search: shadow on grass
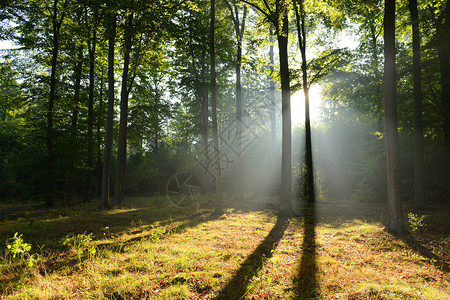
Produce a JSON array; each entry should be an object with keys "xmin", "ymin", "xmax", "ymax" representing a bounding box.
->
[
  {"xmin": 104, "ymin": 211, "xmax": 220, "ymax": 247},
  {"xmin": 215, "ymin": 216, "xmax": 290, "ymax": 300},
  {"xmin": 294, "ymin": 202, "xmax": 319, "ymax": 299},
  {"xmin": 399, "ymin": 232, "xmax": 449, "ymax": 273},
  {"xmin": 0, "ymin": 199, "xmax": 207, "ymax": 251}
]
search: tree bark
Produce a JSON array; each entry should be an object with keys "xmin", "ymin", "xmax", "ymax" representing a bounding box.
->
[
  {"xmin": 438, "ymin": 1, "xmax": 450, "ymax": 156},
  {"xmin": 211, "ymin": 0, "xmax": 223, "ymax": 214},
  {"xmin": 408, "ymin": 0, "xmax": 425, "ymax": 208},
  {"xmin": 85, "ymin": 23, "xmax": 97, "ymax": 203},
  {"xmin": 277, "ymin": 0, "xmax": 292, "ymax": 216},
  {"xmin": 100, "ymin": 14, "xmax": 116, "ymax": 209},
  {"xmin": 384, "ymin": 0, "xmax": 403, "ymax": 234},
  {"xmin": 113, "ymin": 11, "xmax": 134, "ymax": 207},
  {"xmin": 96, "ymin": 72, "xmax": 104, "ymax": 198},
  {"xmin": 225, "ymin": 0, "xmax": 247, "ymax": 202},
  {"xmin": 46, "ymin": 0, "xmax": 66, "ymax": 205},
  {"xmin": 64, "ymin": 46, "xmax": 83, "ymax": 203},
  {"xmin": 269, "ymin": 32, "xmax": 276, "ymax": 146}
]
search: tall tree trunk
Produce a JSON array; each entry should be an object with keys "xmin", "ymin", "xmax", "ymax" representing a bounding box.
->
[
  {"xmin": 96, "ymin": 73, "xmax": 104, "ymax": 198},
  {"xmin": 439, "ymin": 1, "xmax": 450, "ymax": 156},
  {"xmin": 431, "ymin": 0, "xmax": 450, "ymax": 198},
  {"xmin": 85, "ymin": 24, "xmax": 97, "ymax": 203},
  {"xmin": 295, "ymin": 0, "xmax": 314, "ymax": 202},
  {"xmin": 277, "ymin": 1, "xmax": 292, "ymax": 216},
  {"xmin": 113, "ymin": 11, "xmax": 134, "ymax": 207},
  {"xmin": 200, "ymin": 52, "xmax": 210, "ymax": 184},
  {"xmin": 100, "ymin": 14, "xmax": 116, "ymax": 209},
  {"xmin": 210, "ymin": 0, "xmax": 223, "ymax": 214},
  {"xmin": 64, "ymin": 47, "xmax": 83, "ymax": 202},
  {"xmin": 225, "ymin": 0, "xmax": 247, "ymax": 202},
  {"xmin": 46, "ymin": 0, "xmax": 65, "ymax": 205},
  {"xmin": 269, "ymin": 32, "xmax": 276, "ymax": 146},
  {"xmin": 384, "ymin": 0, "xmax": 403, "ymax": 233},
  {"xmin": 408, "ymin": 0, "xmax": 425, "ymax": 208}
]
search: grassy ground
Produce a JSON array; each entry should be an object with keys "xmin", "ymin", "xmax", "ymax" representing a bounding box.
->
[{"xmin": 0, "ymin": 196, "xmax": 448, "ymax": 299}]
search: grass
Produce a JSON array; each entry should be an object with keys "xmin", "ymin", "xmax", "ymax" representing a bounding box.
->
[{"xmin": 0, "ymin": 196, "xmax": 449, "ymax": 299}]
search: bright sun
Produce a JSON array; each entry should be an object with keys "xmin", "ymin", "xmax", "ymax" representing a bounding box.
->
[{"xmin": 291, "ymin": 84, "xmax": 322, "ymax": 128}]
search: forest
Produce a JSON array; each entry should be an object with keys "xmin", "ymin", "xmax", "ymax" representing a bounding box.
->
[{"xmin": 0, "ymin": 0, "xmax": 449, "ymax": 299}]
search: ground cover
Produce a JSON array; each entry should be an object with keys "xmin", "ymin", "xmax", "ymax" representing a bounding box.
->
[{"xmin": 0, "ymin": 197, "xmax": 448, "ymax": 299}]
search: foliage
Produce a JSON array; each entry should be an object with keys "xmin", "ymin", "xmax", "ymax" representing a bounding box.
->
[
  {"xmin": 60, "ymin": 232, "xmax": 96, "ymax": 262},
  {"xmin": 4, "ymin": 232, "xmax": 39, "ymax": 268},
  {"xmin": 5, "ymin": 232, "xmax": 31, "ymax": 259},
  {"xmin": 407, "ymin": 212, "xmax": 429, "ymax": 233}
]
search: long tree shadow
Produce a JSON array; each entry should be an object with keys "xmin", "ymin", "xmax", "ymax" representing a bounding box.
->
[
  {"xmin": 294, "ymin": 202, "xmax": 319, "ymax": 299},
  {"xmin": 215, "ymin": 216, "xmax": 290, "ymax": 300},
  {"xmin": 104, "ymin": 211, "xmax": 220, "ymax": 247},
  {"xmin": 399, "ymin": 232, "xmax": 449, "ymax": 273}
]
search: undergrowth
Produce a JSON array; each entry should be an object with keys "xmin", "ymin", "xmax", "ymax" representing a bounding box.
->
[{"xmin": 0, "ymin": 197, "xmax": 448, "ymax": 299}]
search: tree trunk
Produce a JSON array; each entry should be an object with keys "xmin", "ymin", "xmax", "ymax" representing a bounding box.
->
[
  {"xmin": 113, "ymin": 11, "xmax": 134, "ymax": 207},
  {"xmin": 408, "ymin": 0, "xmax": 425, "ymax": 208},
  {"xmin": 439, "ymin": 2, "xmax": 450, "ymax": 156},
  {"xmin": 210, "ymin": 0, "xmax": 223, "ymax": 214},
  {"xmin": 64, "ymin": 47, "xmax": 83, "ymax": 203},
  {"xmin": 100, "ymin": 14, "xmax": 116, "ymax": 209},
  {"xmin": 295, "ymin": 0, "xmax": 314, "ymax": 202},
  {"xmin": 225, "ymin": 1, "xmax": 247, "ymax": 202},
  {"xmin": 384, "ymin": 0, "xmax": 403, "ymax": 234},
  {"xmin": 431, "ymin": 0, "xmax": 450, "ymax": 198},
  {"xmin": 46, "ymin": 0, "xmax": 65, "ymax": 206},
  {"xmin": 96, "ymin": 72, "xmax": 104, "ymax": 198},
  {"xmin": 200, "ymin": 54, "xmax": 210, "ymax": 184},
  {"xmin": 277, "ymin": 1, "xmax": 292, "ymax": 216},
  {"xmin": 269, "ymin": 33, "xmax": 276, "ymax": 147},
  {"xmin": 85, "ymin": 24, "xmax": 97, "ymax": 203}
]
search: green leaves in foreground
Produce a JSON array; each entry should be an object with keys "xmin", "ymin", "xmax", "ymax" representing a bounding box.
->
[
  {"xmin": 60, "ymin": 232, "xmax": 96, "ymax": 262},
  {"xmin": 5, "ymin": 232, "xmax": 39, "ymax": 267}
]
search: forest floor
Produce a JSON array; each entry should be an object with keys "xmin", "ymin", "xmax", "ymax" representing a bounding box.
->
[{"xmin": 0, "ymin": 196, "xmax": 449, "ymax": 299}]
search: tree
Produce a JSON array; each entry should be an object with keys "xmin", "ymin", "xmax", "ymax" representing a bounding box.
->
[
  {"xmin": 100, "ymin": 13, "xmax": 116, "ymax": 209},
  {"xmin": 85, "ymin": 5, "xmax": 100, "ymax": 203},
  {"xmin": 242, "ymin": 0, "xmax": 293, "ymax": 216},
  {"xmin": 384, "ymin": 0, "xmax": 403, "ymax": 233},
  {"xmin": 294, "ymin": 0, "xmax": 314, "ymax": 202},
  {"xmin": 113, "ymin": 7, "xmax": 134, "ymax": 207},
  {"xmin": 46, "ymin": 0, "xmax": 68, "ymax": 205},
  {"xmin": 408, "ymin": 0, "xmax": 424, "ymax": 208},
  {"xmin": 225, "ymin": 0, "xmax": 247, "ymax": 201},
  {"xmin": 211, "ymin": 0, "xmax": 223, "ymax": 214}
]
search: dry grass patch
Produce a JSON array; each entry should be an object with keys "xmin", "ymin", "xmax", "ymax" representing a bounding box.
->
[{"xmin": 0, "ymin": 197, "xmax": 449, "ymax": 299}]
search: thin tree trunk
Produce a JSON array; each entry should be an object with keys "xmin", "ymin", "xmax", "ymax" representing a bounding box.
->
[
  {"xmin": 113, "ymin": 11, "xmax": 134, "ymax": 207},
  {"xmin": 85, "ymin": 24, "xmax": 97, "ymax": 203},
  {"xmin": 384, "ymin": 0, "xmax": 403, "ymax": 234},
  {"xmin": 211, "ymin": 0, "xmax": 223, "ymax": 214},
  {"xmin": 46, "ymin": 0, "xmax": 65, "ymax": 206},
  {"xmin": 295, "ymin": 0, "xmax": 314, "ymax": 202},
  {"xmin": 96, "ymin": 73, "xmax": 104, "ymax": 198},
  {"xmin": 64, "ymin": 47, "xmax": 83, "ymax": 202},
  {"xmin": 431, "ymin": 0, "xmax": 450, "ymax": 198},
  {"xmin": 225, "ymin": 0, "xmax": 247, "ymax": 202},
  {"xmin": 408, "ymin": 0, "xmax": 425, "ymax": 208},
  {"xmin": 100, "ymin": 14, "xmax": 116, "ymax": 209},
  {"xmin": 269, "ymin": 32, "xmax": 276, "ymax": 146},
  {"xmin": 277, "ymin": 1, "xmax": 292, "ymax": 216},
  {"xmin": 439, "ymin": 1, "xmax": 450, "ymax": 155}
]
